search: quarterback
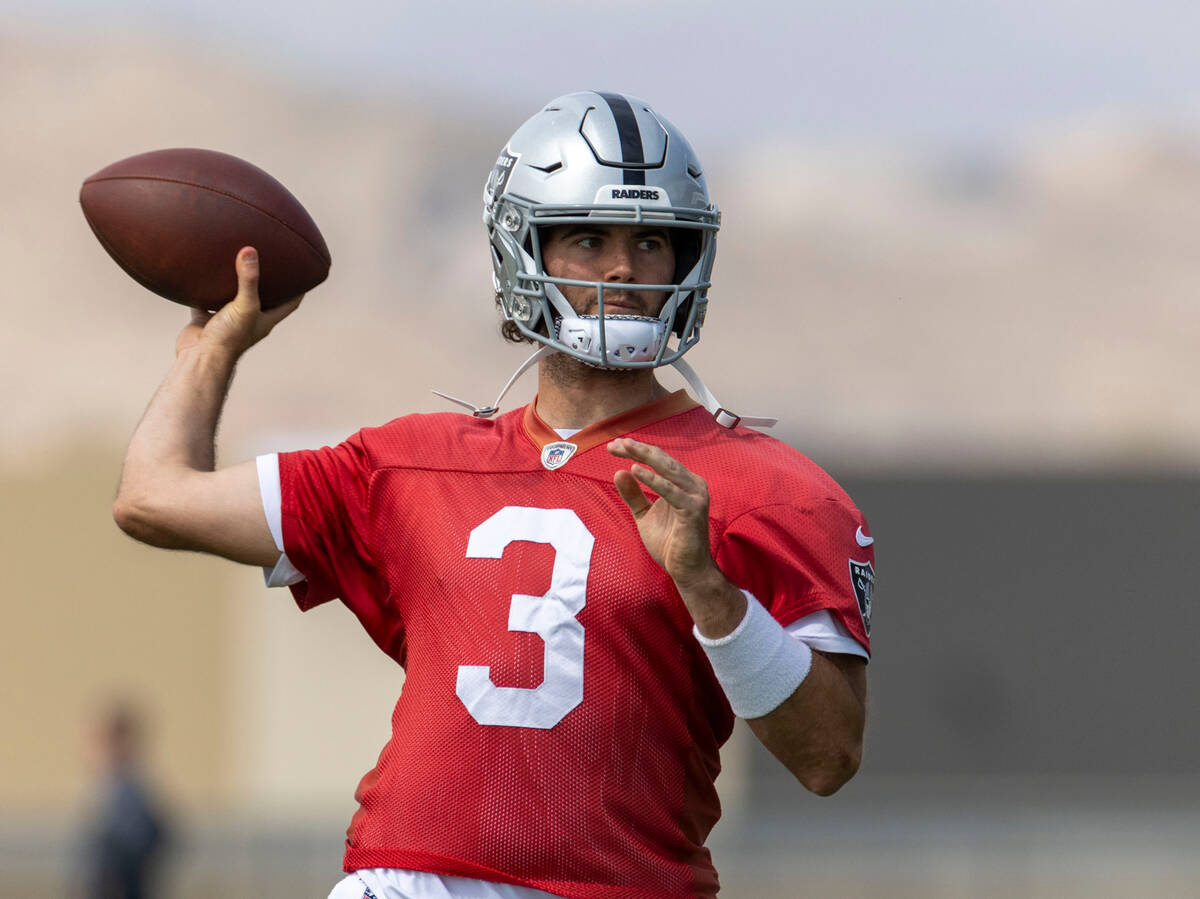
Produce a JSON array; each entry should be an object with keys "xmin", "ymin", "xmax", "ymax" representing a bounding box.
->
[{"xmin": 114, "ymin": 92, "xmax": 873, "ymax": 898}]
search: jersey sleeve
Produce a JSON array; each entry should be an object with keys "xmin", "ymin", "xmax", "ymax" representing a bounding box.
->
[
  {"xmin": 713, "ymin": 498, "xmax": 873, "ymax": 656},
  {"xmin": 276, "ymin": 432, "xmax": 389, "ymax": 629}
]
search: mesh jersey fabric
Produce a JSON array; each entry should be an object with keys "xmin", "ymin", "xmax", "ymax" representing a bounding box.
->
[{"xmin": 277, "ymin": 390, "xmax": 873, "ymax": 899}]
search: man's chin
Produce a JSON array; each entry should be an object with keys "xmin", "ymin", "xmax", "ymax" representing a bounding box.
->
[{"xmin": 543, "ymin": 350, "xmax": 644, "ymax": 381}]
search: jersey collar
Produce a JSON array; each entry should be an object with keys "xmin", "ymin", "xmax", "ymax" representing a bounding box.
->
[{"xmin": 523, "ymin": 390, "xmax": 700, "ymax": 456}]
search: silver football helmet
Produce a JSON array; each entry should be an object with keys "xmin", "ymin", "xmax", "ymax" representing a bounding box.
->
[{"xmin": 483, "ymin": 91, "xmax": 719, "ymax": 369}]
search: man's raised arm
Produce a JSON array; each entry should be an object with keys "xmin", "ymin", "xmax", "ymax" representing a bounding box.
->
[{"xmin": 112, "ymin": 247, "xmax": 303, "ymax": 567}]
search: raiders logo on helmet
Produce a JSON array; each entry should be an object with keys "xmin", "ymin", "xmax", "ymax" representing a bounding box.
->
[{"xmin": 484, "ymin": 149, "xmax": 518, "ymax": 204}]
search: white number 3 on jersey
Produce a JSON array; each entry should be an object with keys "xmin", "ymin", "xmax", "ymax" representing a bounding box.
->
[{"xmin": 455, "ymin": 506, "xmax": 595, "ymax": 729}]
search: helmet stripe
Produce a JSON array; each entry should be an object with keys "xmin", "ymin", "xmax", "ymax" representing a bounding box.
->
[{"xmin": 596, "ymin": 91, "xmax": 646, "ymax": 186}]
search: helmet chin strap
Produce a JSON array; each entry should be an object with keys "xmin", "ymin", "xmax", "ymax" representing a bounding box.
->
[
  {"xmin": 667, "ymin": 357, "xmax": 778, "ymax": 429},
  {"xmin": 432, "ymin": 348, "xmax": 777, "ymax": 429},
  {"xmin": 543, "ymin": 281, "xmax": 576, "ymax": 326},
  {"xmin": 432, "ymin": 346, "xmax": 555, "ymax": 418}
]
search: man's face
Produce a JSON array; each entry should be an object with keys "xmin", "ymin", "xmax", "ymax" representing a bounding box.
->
[{"xmin": 541, "ymin": 224, "xmax": 676, "ymax": 317}]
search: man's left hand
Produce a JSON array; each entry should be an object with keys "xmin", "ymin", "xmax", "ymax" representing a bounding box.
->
[
  {"xmin": 607, "ymin": 437, "xmax": 713, "ymax": 584},
  {"xmin": 608, "ymin": 438, "xmax": 747, "ymax": 635}
]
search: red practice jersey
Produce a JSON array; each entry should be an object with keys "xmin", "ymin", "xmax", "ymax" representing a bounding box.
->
[{"xmin": 277, "ymin": 391, "xmax": 872, "ymax": 899}]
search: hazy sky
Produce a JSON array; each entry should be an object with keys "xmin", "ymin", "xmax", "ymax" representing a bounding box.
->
[{"xmin": 9, "ymin": 0, "xmax": 1200, "ymax": 148}]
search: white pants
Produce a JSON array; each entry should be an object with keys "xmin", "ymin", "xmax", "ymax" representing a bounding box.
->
[{"xmin": 328, "ymin": 868, "xmax": 561, "ymax": 899}]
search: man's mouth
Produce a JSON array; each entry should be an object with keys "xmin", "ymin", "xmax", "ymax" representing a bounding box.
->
[{"xmin": 594, "ymin": 294, "xmax": 642, "ymax": 315}]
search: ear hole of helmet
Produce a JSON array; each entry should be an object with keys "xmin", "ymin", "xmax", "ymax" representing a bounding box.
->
[
  {"xmin": 671, "ymin": 229, "xmax": 702, "ymax": 286},
  {"xmin": 670, "ymin": 229, "xmax": 703, "ymax": 337},
  {"xmin": 490, "ymin": 228, "xmax": 549, "ymax": 344}
]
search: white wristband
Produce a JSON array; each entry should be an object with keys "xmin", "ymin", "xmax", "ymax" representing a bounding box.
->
[{"xmin": 694, "ymin": 590, "xmax": 812, "ymax": 719}]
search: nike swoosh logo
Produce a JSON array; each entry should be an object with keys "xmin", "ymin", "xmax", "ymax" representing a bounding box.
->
[{"xmin": 855, "ymin": 526, "xmax": 874, "ymax": 547}]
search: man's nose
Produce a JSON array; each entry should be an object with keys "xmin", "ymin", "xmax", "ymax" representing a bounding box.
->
[{"xmin": 603, "ymin": 240, "xmax": 637, "ymax": 282}]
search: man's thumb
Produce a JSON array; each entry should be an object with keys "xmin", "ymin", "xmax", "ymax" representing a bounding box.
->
[{"xmin": 234, "ymin": 247, "xmax": 261, "ymax": 308}]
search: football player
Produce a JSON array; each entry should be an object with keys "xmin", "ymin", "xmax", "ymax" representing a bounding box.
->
[{"xmin": 114, "ymin": 91, "xmax": 873, "ymax": 899}]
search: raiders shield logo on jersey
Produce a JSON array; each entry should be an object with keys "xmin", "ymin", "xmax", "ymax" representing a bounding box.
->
[{"xmin": 848, "ymin": 559, "xmax": 874, "ymax": 636}]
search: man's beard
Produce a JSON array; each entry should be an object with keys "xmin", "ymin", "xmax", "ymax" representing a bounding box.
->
[{"xmin": 541, "ymin": 350, "xmax": 647, "ymax": 389}]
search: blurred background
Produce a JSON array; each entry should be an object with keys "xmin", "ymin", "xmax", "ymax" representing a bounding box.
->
[{"xmin": 2, "ymin": 1, "xmax": 1199, "ymax": 896}]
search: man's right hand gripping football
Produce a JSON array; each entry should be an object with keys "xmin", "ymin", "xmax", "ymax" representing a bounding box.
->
[{"xmin": 113, "ymin": 248, "xmax": 302, "ymax": 568}]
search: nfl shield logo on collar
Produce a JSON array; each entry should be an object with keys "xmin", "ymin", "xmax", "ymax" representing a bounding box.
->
[{"xmin": 541, "ymin": 441, "xmax": 578, "ymax": 470}]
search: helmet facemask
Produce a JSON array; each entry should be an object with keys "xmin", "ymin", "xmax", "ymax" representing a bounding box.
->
[{"xmin": 488, "ymin": 195, "xmax": 717, "ymax": 369}]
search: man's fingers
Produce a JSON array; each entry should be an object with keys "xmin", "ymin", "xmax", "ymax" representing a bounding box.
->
[
  {"xmin": 233, "ymin": 247, "xmax": 262, "ymax": 311},
  {"xmin": 608, "ymin": 438, "xmax": 696, "ymax": 489},
  {"xmin": 629, "ymin": 464, "xmax": 693, "ymax": 508},
  {"xmin": 609, "ymin": 434, "xmax": 700, "ymax": 496},
  {"xmin": 613, "ymin": 470, "xmax": 653, "ymax": 518},
  {"xmin": 263, "ymin": 294, "xmax": 304, "ymax": 326},
  {"xmin": 616, "ymin": 462, "xmax": 693, "ymax": 510},
  {"xmin": 609, "ymin": 437, "xmax": 663, "ymax": 464}
]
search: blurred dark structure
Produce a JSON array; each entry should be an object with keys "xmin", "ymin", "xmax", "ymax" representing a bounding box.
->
[
  {"xmin": 732, "ymin": 473, "xmax": 1200, "ymax": 790},
  {"xmin": 848, "ymin": 473, "xmax": 1200, "ymax": 780},
  {"xmin": 712, "ymin": 474, "xmax": 1200, "ymax": 896},
  {"xmin": 79, "ymin": 703, "xmax": 171, "ymax": 899}
]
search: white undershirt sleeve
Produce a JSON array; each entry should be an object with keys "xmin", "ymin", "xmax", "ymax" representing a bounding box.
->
[
  {"xmin": 255, "ymin": 453, "xmax": 306, "ymax": 588},
  {"xmin": 785, "ymin": 609, "xmax": 869, "ymax": 660}
]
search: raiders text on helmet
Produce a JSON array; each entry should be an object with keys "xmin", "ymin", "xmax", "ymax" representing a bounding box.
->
[{"xmin": 483, "ymin": 91, "xmax": 719, "ymax": 369}]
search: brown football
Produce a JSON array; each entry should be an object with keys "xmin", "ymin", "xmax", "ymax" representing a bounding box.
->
[{"xmin": 80, "ymin": 148, "xmax": 331, "ymax": 310}]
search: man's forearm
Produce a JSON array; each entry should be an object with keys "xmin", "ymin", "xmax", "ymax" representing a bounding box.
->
[
  {"xmin": 133, "ymin": 344, "xmax": 237, "ymax": 470},
  {"xmin": 112, "ymin": 248, "xmax": 301, "ymax": 563},
  {"xmin": 681, "ymin": 570, "xmax": 866, "ymax": 795},
  {"xmin": 744, "ymin": 650, "xmax": 865, "ymax": 795},
  {"xmin": 114, "ymin": 344, "xmax": 238, "ymax": 540}
]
